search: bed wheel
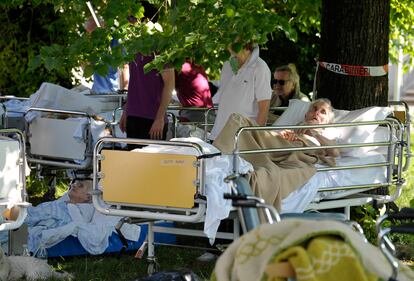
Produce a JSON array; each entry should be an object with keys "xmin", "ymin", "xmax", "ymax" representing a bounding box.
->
[{"xmin": 147, "ymin": 259, "xmax": 159, "ymax": 275}]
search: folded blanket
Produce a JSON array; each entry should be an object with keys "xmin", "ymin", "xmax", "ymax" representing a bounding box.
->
[{"xmin": 213, "ymin": 113, "xmax": 335, "ymax": 210}]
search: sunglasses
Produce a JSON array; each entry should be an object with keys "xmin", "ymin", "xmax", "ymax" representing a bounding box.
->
[{"xmin": 273, "ymin": 79, "xmax": 290, "ymax": 86}]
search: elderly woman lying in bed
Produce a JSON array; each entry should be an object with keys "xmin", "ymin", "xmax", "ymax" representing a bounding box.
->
[
  {"xmin": 212, "ymin": 98, "xmax": 340, "ymax": 211},
  {"xmin": 277, "ymin": 98, "xmax": 340, "ymax": 157}
]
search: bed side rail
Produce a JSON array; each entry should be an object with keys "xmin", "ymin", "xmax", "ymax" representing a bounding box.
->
[
  {"xmin": 0, "ymin": 103, "xmax": 5, "ymax": 129},
  {"xmin": 232, "ymin": 118, "xmax": 405, "ymax": 206},
  {"xmin": 388, "ymin": 100, "xmax": 411, "ymax": 171},
  {"xmin": 167, "ymin": 105, "xmax": 218, "ymax": 141},
  {"xmin": 0, "ymin": 96, "xmax": 30, "ymax": 131},
  {"xmin": 92, "ymin": 137, "xmax": 208, "ymax": 223},
  {"xmin": 25, "ymin": 107, "xmax": 96, "ymax": 170},
  {"xmin": 83, "ymin": 91, "xmax": 127, "ymax": 112}
]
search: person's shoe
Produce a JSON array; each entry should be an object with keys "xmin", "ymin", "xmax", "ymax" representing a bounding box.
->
[{"xmin": 196, "ymin": 252, "xmax": 217, "ymax": 262}]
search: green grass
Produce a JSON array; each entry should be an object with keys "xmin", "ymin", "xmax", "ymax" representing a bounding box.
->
[{"xmin": 47, "ymin": 244, "xmax": 216, "ymax": 280}]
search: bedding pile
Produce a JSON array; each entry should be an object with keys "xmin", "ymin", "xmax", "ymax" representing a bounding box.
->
[{"xmin": 26, "ymin": 193, "xmax": 140, "ymax": 255}]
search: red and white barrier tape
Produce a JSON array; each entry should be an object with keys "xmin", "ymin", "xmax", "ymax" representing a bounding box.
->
[{"xmin": 319, "ymin": 61, "xmax": 388, "ymax": 77}]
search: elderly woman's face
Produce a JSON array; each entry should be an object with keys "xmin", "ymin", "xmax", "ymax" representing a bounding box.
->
[
  {"xmin": 304, "ymin": 102, "xmax": 332, "ymax": 124},
  {"xmin": 273, "ymin": 71, "xmax": 294, "ymax": 99}
]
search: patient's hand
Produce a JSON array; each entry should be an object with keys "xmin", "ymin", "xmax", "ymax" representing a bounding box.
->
[
  {"xmin": 279, "ymin": 130, "xmax": 300, "ymax": 141},
  {"xmin": 294, "ymin": 127, "xmax": 313, "ymax": 135}
]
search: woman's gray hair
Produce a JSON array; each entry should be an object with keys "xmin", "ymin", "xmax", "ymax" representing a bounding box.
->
[
  {"xmin": 275, "ymin": 63, "xmax": 301, "ymax": 98},
  {"xmin": 311, "ymin": 98, "xmax": 334, "ymax": 122}
]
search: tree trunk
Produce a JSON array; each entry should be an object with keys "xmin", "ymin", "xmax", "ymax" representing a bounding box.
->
[{"xmin": 318, "ymin": 0, "xmax": 390, "ymax": 109}]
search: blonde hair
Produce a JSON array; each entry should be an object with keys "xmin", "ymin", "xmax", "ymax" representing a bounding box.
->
[{"xmin": 275, "ymin": 63, "xmax": 301, "ymax": 98}]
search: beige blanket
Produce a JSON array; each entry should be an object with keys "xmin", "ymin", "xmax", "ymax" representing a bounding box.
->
[{"xmin": 213, "ymin": 113, "xmax": 335, "ymax": 211}]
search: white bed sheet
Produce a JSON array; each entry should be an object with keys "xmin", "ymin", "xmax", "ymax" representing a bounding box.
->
[{"xmin": 281, "ymin": 152, "xmax": 387, "ymax": 213}]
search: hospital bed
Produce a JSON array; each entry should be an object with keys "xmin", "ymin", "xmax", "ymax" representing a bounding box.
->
[
  {"xmin": 0, "ymin": 96, "xmax": 30, "ymax": 132},
  {"xmin": 227, "ymin": 100, "xmax": 410, "ymax": 219},
  {"xmin": 167, "ymin": 105, "xmax": 216, "ymax": 140},
  {"xmin": 0, "ymin": 128, "xmax": 31, "ymax": 254},
  {"xmin": 91, "ymin": 137, "xmax": 242, "ymax": 273},
  {"xmin": 23, "ymin": 88, "xmax": 126, "ymax": 170},
  {"xmin": 25, "ymin": 107, "xmax": 101, "ymax": 172}
]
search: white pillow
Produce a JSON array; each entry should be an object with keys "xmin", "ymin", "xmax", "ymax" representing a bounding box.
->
[
  {"xmin": 273, "ymin": 99, "xmax": 310, "ymax": 126},
  {"xmin": 340, "ymin": 126, "xmax": 392, "ymax": 157},
  {"xmin": 336, "ymin": 106, "xmax": 393, "ymax": 156}
]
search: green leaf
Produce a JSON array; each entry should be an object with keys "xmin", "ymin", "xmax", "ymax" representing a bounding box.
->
[
  {"xmin": 83, "ymin": 64, "xmax": 95, "ymax": 78},
  {"xmin": 226, "ymin": 7, "xmax": 235, "ymax": 17},
  {"xmin": 28, "ymin": 56, "xmax": 41, "ymax": 72}
]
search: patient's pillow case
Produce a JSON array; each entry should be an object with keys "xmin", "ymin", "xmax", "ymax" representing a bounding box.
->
[{"xmin": 273, "ymin": 99, "xmax": 393, "ymax": 157}]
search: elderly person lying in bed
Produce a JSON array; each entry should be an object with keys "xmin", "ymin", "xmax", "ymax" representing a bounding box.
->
[
  {"xmin": 278, "ymin": 98, "xmax": 340, "ymax": 157},
  {"xmin": 213, "ymin": 98, "xmax": 340, "ymax": 211}
]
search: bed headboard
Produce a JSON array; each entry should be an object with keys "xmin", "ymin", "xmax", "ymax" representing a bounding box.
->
[{"xmin": 100, "ymin": 149, "xmax": 198, "ymax": 208}]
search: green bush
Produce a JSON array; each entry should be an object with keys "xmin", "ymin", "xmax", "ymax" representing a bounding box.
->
[{"xmin": 0, "ymin": 2, "xmax": 73, "ymax": 97}]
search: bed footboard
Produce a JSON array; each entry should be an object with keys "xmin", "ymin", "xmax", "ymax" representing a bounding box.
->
[{"xmin": 92, "ymin": 137, "xmax": 208, "ymax": 223}]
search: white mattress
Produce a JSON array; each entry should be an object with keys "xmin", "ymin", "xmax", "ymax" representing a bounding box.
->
[{"xmin": 281, "ymin": 152, "xmax": 387, "ymax": 213}]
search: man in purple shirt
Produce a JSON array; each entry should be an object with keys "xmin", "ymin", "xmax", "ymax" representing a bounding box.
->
[
  {"xmin": 119, "ymin": 53, "xmax": 174, "ymax": 140},
  {"xmin": 175, "ymin": 61, "xmax": 213, "ymax": 122}
]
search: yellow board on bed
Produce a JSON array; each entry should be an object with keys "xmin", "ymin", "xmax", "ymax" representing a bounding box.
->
[{"xmin": 101, "ymin": 150, "xmax": 198, "ymax": 208}]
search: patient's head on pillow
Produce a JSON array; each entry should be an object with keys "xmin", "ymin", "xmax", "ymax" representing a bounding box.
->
[
  {"xmin": 304, "ymin": 98, "xmax": 334, "ymax": 125},
  {"xmin": 68, "ymin": 179, "xmax": 92, "ymax": 204}
]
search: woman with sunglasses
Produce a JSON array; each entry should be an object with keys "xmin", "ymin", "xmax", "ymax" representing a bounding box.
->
[{"xmin": 268, "ymin": 64, "xmax": 310, "ymax": 123}]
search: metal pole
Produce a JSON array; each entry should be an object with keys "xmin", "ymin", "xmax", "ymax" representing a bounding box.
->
[{"xmin": 86, "ymin": 1, "xmax": 101, "ymax": 27}]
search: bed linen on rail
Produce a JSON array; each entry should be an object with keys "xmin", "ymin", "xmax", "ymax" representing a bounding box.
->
[
  {"xmin": 281, "ymin": 152, "xmax": 387, "ymax": 213},
  {"xmin": 26, "ymin": 193, "xmax": 140, "ymax": 255},
  {"xmin": 1, "ymin": 82, "xmax": 115, "ymax": 124}
]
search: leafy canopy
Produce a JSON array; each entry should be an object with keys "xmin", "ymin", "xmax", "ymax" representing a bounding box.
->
[
  {"xmin": 23, "ymin": 0, "xmax": 297, "ymax": 79},
  {"xmin": 2, "ymin": 0, "xmax": 414, "ymax": 95}
]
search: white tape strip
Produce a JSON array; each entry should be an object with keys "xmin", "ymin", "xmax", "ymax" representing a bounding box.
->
[{"xmin": 319, "ymin": 61, "xmax": 388, "ymax": 77}]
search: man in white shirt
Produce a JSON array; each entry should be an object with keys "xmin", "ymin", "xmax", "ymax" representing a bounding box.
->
[{"xmin": 209, "ymin": 44, "xmax": 272, "ymax": 140}]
